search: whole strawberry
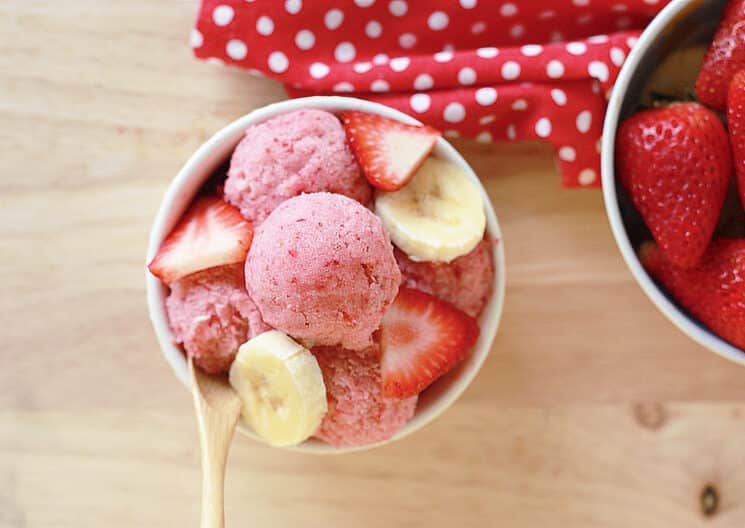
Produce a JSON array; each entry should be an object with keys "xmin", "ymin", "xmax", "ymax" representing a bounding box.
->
[
  {"xmin": 640, "ymin": 239, "xmax": 745, "ymax": 350},
  {"xmin": 616, "ymin": 102, "xmax": 732, "ymax": 268},
  {"xmin": 727, "ymin": 69, "xmax": 745, "ymax": 211},
  {"xmin": 695, "ymin": 0, "xmax": 745, "ymax": 111}
]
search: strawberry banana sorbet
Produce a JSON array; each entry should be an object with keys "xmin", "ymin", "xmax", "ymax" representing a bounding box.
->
[{"xmin": 149, "ymin": 108, "xmax": 496, "ymax": 448}]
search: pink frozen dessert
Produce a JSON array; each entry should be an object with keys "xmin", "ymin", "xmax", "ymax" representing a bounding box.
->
[
  {"xmin": 224, "ymin": 109, "xmax": 372, "ymax": 224},
  {"xmin": 395, "ymin": 239, "xmax": 495, "ymax": 318},
  {"xmin": 165, "ymin": 263, "xmax": 269, "ymax": 374},
  {"xmin": 246, "ymin": 192, "xmax": 400, "ymax": 350},
  {"xmin": 312, "ymin": 345, "xmax": 417, "ymax": 447}
]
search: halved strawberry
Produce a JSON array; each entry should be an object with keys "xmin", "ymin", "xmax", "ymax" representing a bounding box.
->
[
  {"xmin": 380, "ymin": 287, "xmax": 479, "ymax": 399},
  {"xmin": 148, "ymin": 196, "xmax": 253, "ymax": 284},
  {"xmin": 340, "ymin": 111, "xmax": 442, "ymax": 191}
]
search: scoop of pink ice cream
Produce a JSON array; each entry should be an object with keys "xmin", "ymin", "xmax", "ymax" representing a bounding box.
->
[
  {"xmin": 312, "ymin": 345, "xmax": 417, "ymax": 447},
  {"xmin": 224, "ymin": 109, "xmax": 371, "ymax": 224},
  {"xmin": 166, "ymin": 264, "xmax": 270, "ymax": 374},
  {"xmin": 246, "ymin": 192, "xmax": 400, "ymax": 350},
  {"xmin": 395, "ymin": 238, "xmax": 495, "ymax": 318}
]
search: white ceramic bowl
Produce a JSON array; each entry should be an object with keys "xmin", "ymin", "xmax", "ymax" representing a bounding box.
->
[
  {"xmin": 146, "ymin": 96, "xmax": 507, "ymax": 453},
  {"xmin": 602, "ymin": 0, "xmax": 745, "ymax": 366}
]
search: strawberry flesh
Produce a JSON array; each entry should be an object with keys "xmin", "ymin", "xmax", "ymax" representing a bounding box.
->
[
  {"xmin": 380, "ymin": 287, "xmax": 479, "ymax": 399},
  {"xmin": 640, "ymin": 239, "xmax": 745, "ymax": 350},
  {"xmin": 615, "ymin": 102, "xmax": 732, "ymax": 269},
  {"xmin": 727, "ymin": 69, "xmax": 745, "ymax": 211},
  {"xmin": 341, "ymin": 111, "xmax": 442, "ymax": 191},
  {"xmin": 695, "ymin": 0, "xmax": 745, "ymax": 111},
  {"xmin": 148, "ymin": 196, "xmax": 253, "ymax": 284}
]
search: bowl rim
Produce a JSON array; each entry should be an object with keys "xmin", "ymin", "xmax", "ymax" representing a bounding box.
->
[
  {"xmin": 601, "ymin": 0, "xmax": 745, "ymax": 367},
  {"xmin": 145, "ymin": 95, "xmax": 507, "ymax": 453}
]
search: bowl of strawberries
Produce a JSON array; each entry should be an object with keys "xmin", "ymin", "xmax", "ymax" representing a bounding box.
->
[{"xmin": 603, "ymin": 0, "xmax": 745, "ymax": 364}]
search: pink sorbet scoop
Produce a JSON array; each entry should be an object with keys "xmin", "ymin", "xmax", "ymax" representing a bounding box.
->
[{"xmin": 245, "ymin": 192, "xmax": 400, "ymax": 350}]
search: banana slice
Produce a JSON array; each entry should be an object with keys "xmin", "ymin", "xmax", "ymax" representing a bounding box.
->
[
  {"xmin": 375, "ymin": 157, "xmax": 486, "ymax": 263},
  {"xmin": 229, "ymin": 330, "xmax": 327, "ymax": 447}
]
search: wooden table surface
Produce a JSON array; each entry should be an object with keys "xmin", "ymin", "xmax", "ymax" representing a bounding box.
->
[{"xmin": 3, "ymin": 2, "xmax": 745, "ymax": 527}]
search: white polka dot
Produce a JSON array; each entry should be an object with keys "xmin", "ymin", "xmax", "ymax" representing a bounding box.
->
[
  {"xmin": 559, "ymin": 146, "xmax": 576, "ymax": 161},
  {"xmin": 546, "ymin": 60, "xmax": 565, "ymax": 78},
  {"xmin": 476, "ymin": 131, "xmax": 493, "ymax": 143},
  {"xmin": 371, "ymin": 79, "xmax": 390, "ymax": 92},
  {"xmin": 589, "ymin": 34, "xmax": 609, "ymax": 43},
  {"xmin": 256, "ymin": 16, "xmax": 274, "ymax": 35},
  {"xmin": 588, "ymin": 61, "xmax": 609, "ymax": 82},
  {"xmin": 573, "ymin": 0, "xmax": 590, "ymax": 5},
  {"xmin": 309, "ymin": 62, "xmax": 330, "ymax": 78},
  {"xmin": 443, "ymin": 43, "xmax": 455, "ymax": 52},
  {"xmin": 390, "ymin": 56, "xmax": 410, "ymax": 72},
  {"xmin": 458, "ymin": 67, "xmax": 477, "ymax": 85},
  {"xmin": 295, "ymin": 30, "xmax": 315, "ymax": 50},
  {"xmin": 353, "ymin": 62, "xmax": 373, "ymax": 73},
  {"xmin": 212, "ymin": 5, "xmax": 234, "ymax": 26},
  {"xmin": 612, "ymin": 3, "xmax": 627, "ymax": 11},
  {"xmin": 539, "ymin": 10, "xmax": 556, "ymax": 19},
  {"xmin": 285, "ymin": 0, "xmax": 302, "ymax": 14},
  {"xmin": 535, "ymin": 118, "xmax": 552, "ymax": 138},
  {"xmin": 226, "ymin": 39, "xmax": 247, "ymax": 60},
  {"xmin": 507, "ymin": 124, "xmax": 517, "ymax": 140},
  {"xmin": 577, "ymin": 14, "xmax": 593, "ymax": 24},
  {"xmin": 471, "ymin": 22, "xmax": 487, "ymax": 34},
  {"xmin": 643, "ymin": 0, "xmax": 659, "ymax": 4},
  {"xmin": 479, "ymin": 115, "xmax": 496, "ymax": 124},
  {"xmin": 460, "ymin": 0, "xmax": 478, "ymax": 7},
  {"xmin": 476, "ymin": 47, "xmax": 499, "ymax": 58},
  {"xmin": 550, "ymin": 88, "xmax": 567, "ymax": 106},
  {"xmin": 399, "ymin": 33, "xmax": 416, "ymax": 48},
  {"xmin": 511, "ymin": 99, "xmax": 528, "ymax": 111},
  {"xmin": 551, "ymin": 31, "xmax": 564, "ymax": 42},
  {"xmin": 355, "ymin": 0, "xmax": 376, "ymax": 6},
  {"xmin": 190, "ymin": 29, "xmax": 203, "ymax": 48},
  {"xmin": 627, "ymin": 36, "xmax": 639, "ymax": 48},
  {"xmin": 325, "ymin": 9, "xmax": 344, "ymax": 30},
  {"xmin": 373, "ymin": 53, "xmax": 389, "ymax": 65},
  {"xmin": 616, "ymin": 16, "xmax": 632, "ymax": 28},
  {"xmin": 268, "ymin": 51, "xmax": 289, "ymax": 73},
  {"xmin": 501, "ymin": 61, "xmax": 520, "ymax": 80},
  {"xmin": 334, "ymin": 42, "xmax": 356, "ymax": 63},
  {"xmin": 333, "ymin": 82, "xmax": 355, "ymax": 92},
  {"xmin": 566, "ymin": 42, "xmax": 587, "ymax": 55},
  {"xmin": 521, "ymin": 44, "xmax": 543, "ymax": 56},
  {"xmin": 576, "ymin": 110, "xmax": 592, "ymax": 133},
  {"xmin": 444, "ymin": 130, "xmax": 460, "ymax": 138},
  {"xmin": 389, "ymin": 0, "xmax": 408, "ymax": 16},
  {"xmin": 366, "ymin": 21, "xmax": 383, "ymax": 38},
  {"xmin": 475, "ymin": 87, "xmax": 497, "ymax": 105},
  {"xmin": 610, "ymin": 47, "xmax": 626, "ymax": 66},
  {"xmin": 428, "ymin": 11, "xmax": 449, "ymax": 31},
  {"xmin": 414, "ymin": 73, "xmax": 433, "ymax": 90},
  {"xmin": 510, "ymin": 24, "xmax": 525, "ymax": 38},
  {"xmin": 578, "ymin": 168, "xmax": 597, "ymax": 185},
  {"xmin": 434, "ymin": 50, "xmax": 453, "ymax": 63},
  {"xmin": 410, "ymin": 93, "xmax": 430, "ymax": 113},
  {"xmin": 443, "ymin": 102, "xmax": 466, "ymax": 123},
  {"xmin": 500, "ymin": 3, "xmax": 518, "ymax": 16}
]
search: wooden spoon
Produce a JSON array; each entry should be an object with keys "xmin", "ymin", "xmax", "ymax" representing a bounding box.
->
[{"xmin": 189, "ymin": 357, "xmax": 243, "ymax": 528}]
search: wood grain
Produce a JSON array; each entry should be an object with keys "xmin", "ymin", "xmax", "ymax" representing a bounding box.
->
[{"xmin": 2, "ymin": 1, "xmax": 745, "ymax": 527}]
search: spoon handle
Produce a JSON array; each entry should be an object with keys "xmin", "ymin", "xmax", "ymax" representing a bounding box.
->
[{"xmin": 190, "ymin": 360, "xmax": 241, "ymax": 528}]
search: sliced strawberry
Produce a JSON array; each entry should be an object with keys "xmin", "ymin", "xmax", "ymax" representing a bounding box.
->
[
  {"xmin": 380, "ymin": 287, "xmax": 479, "ymax": 399},
  {"xmin": 148, "ymin": 196, "xmax": 253, "ymax": 284},
  {"xmin": 340, "ymin": 111, "xmax": 442, "ymax": 191}
]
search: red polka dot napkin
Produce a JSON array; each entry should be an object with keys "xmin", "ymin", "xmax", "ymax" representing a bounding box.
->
[{"xmin": 192, "ymin": 0, "xmax": 671, "ymax": 187}]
